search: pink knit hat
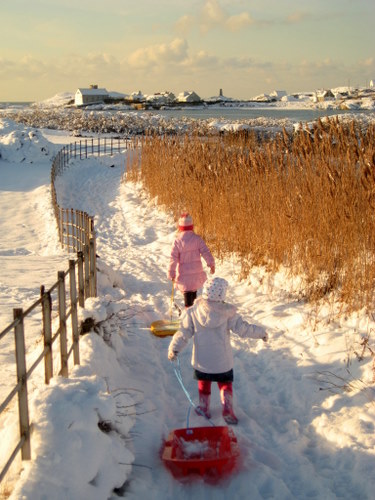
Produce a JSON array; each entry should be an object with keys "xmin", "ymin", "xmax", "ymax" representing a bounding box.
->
[{"xmin": 178, "ymin": 212, "xmax": 193, "ymax": 231}]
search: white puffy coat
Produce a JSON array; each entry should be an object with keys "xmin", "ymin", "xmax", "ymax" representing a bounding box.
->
[{"xmin": 168, "ymin": 297, "xmax": 267, "ymax": 374}]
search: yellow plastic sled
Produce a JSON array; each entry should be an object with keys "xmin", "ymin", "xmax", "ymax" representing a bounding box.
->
[
  {"xmin": 150, "ymin": 282, "xmax": 180, "ymax": 337},
  {"xmin": 150, "ymin": 319, "xmax": 180, "ymax": 337}
]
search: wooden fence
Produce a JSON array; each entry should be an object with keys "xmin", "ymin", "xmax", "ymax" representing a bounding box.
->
[
  {"xmin": 0, "ymin": 254, "xmax": 91, "ymax": 483},
  {"xmin": 0, "ymin": 136, "xmax": 131, "ymax": 485},
  {"xmin": 51, "ymin": 137, "xmax": 131, "ymax": 254}
]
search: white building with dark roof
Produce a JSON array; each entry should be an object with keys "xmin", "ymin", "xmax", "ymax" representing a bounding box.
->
[
  {"xmin": 75, "ymin": 85, "xmax": 108, "ymax": 106},
  {"xmin": 177, "ymin": 90, "xmax": 202, "ymax": 103}
]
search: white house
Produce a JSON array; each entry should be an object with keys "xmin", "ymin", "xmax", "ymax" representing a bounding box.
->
[
  {"xmin": 177, "ymin": 91, "xmax": 202, "ymax": 103},
  {"xmin": 269, "ymin": 90, "xmax": 287, "ymax": 100},
  {"xmin": 75, "ymin": 85, "xmax": 108, "ymax": 106},
  {"xmin": 146, "ymin": 91, "xmax": 176, "ymax": 105},
  {"xmin": 316, "ymin": 89, "xmax": 335, "ymax": 102},
  {"xmin": 370, "ymin": 80, "xmax": 375, "ymax": 88}
]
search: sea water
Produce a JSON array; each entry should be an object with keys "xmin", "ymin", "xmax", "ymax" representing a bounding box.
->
[
  {"xmin": 0, "ymin": 101, "xmax": 373, "ymax": 124},
  {"xmin": 143, "ymin": 105, "xmax": 368, "ymax": 122}
]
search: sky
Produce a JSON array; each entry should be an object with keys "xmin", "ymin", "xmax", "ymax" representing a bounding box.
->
[
  {"xmin": 1, "ymin": 113, "xmax": 375, "ymax": 498},
  {"xmin": 0, "ymin": 1, "xmax": 375, "ymax": 103}
]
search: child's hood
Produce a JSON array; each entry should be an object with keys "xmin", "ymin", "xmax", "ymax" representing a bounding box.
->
[
  {"xmin": 193, "ymin": 297, "xmax": 236, "ymax": 328},
  {"xmin": 176, "ymin": 230, "xmax": 195, "ymax": 247}
]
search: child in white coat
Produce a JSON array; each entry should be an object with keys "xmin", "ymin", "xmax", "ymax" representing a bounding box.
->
[{"xmin": 168, "ymin": 277, "xmax": 268, "ymax": 424}]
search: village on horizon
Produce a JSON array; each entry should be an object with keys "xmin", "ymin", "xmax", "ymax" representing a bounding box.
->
[{"xmin": 70, "ymin": 82, "xmax": 375, "ymax": 110}]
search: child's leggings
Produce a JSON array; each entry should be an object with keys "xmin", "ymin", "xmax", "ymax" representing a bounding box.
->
[
  {"xmin": 198, "ymin": 379, "xmax": 232, "ymax": 395},
  {"xmin": 183, "ymin": 291, "xmax": 197, "ymax": 307}
]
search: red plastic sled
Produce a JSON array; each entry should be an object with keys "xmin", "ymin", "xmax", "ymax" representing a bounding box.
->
[{"xmin": 162, "ymin": 426, "xmax": 240, "ymax": 479}]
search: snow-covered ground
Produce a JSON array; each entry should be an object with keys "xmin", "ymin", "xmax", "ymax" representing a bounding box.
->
[{"xmin": 1, "ymin": 115, "xmax": 375, "ymax": 499}]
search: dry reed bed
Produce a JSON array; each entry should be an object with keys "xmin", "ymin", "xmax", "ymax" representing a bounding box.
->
[{"xmin": 126, "ymin": 118, "xmax": 375, "ymax": 312}]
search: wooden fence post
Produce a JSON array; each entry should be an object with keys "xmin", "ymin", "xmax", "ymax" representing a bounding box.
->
[
  {"xmin": 71, "ymin": 209, "xmax": 75, "ymax": 251},
  {"xmin": 78, "ymin": 211, "xmax": 83, "ymax": 251},
  {"xmin": 89, "ymin": 238, "xmax": 96, "ymax": 298},
  {"xmin": 89, "ymin": 218, "xmax": 97, "ymax": 298},
  {"xmin": 58, "ymin": 271, "xmax": 68, "ymax": 377},
  {"xmin": 41, "ymin": 286, "xmax": 53, "ymax": 384},
  {"xmin": 69, "ymin": 260, "xmax": 80, "ymax": 365},
  {"xmin": 59, "ymin": 206, "xmax": 64, "ymax": 247},
  {"xmin": 84, "ymin": 214, "xmax": 89, "ymax": 247},
  {"xmin": 66, "ymin": 209, "xmax": 71, "ymax": 251},
  {"xmin": 83, "ymin": 244, "xmax": 90, "ymax": 299},
  {"xmin": 13, "ymin": 308, "xmax": 31, "ymax": 460},
  {"xmin": 77, "ymin": 251, "xmax": 85, "ymax": 307}
]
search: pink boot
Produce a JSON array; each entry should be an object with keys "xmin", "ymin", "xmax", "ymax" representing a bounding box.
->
[
  {"xmin": 220, "ymin": 385, "xmax": 238, "ymax": 425},
  {"xmin": 195, "ymin": 392, "xmax": 211, "ymax": 419}
]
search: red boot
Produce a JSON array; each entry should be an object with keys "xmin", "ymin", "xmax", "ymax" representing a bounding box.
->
[
  {"xmin": 196, "ymin": 380, "xmax": 211, "ymax": 419},
  {"xmin": 220, "ymin": 384, "xmax": 238, "ymax": 425},
  {"xmin": 195, "ymin": 392, "xmax": 211, "ymax": 419}
]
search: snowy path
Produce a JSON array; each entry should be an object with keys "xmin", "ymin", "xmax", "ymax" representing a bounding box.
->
[{"xmin": 54, "ymin": 151, "xmax": 375, "ymax": 499}]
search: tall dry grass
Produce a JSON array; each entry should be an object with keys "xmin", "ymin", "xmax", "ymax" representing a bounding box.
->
[{"xmin": 126, "ymin": 118, "xmax": 375, "ymax": 312}]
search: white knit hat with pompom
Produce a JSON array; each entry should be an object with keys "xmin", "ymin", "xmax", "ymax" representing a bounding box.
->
[{"xmin": 178, "ymin": 212, "xmax": 193, "ymax": 231}]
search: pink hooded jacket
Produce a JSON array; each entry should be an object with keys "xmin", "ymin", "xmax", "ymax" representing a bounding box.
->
[{"xmin": 167, "ymin": 230, "xmax": 215, "ymax": 292}]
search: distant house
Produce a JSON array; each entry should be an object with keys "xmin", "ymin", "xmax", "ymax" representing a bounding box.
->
[
  {"xmin": 252, "ymin": 93, "xmax": 272, "ymax": 102},
  {"xmin": 281, "ymin": 95, "xmax": 298, "ymax": 102},
  {"xmin": 269, "ymin": 90, "xmax": 287, "ymax": 100},
  {"xmin": 146, "ymin": 91, "xmax": 176, "ymax": 106},
  {"xmin": 177, "ymin": 91, "xmax": 202, "ymax": 103},
  {"xmin": 108, "ymin": 91, "xmax": 128, "ymax": 100},
  {"xmin": 332, "ymin": 89, "xmax": 348, "ymax": 100},
  {"xmin": 291, "ymin": 92, "xmax": 317, "ymax": 102},
  {"xmin": 370, "ymin": 80, "xmax": 375, "ymax": 88},
  {"xmin": 316, "ymin": 89, "xmax": 335, "ymax": 102},
  {"xmin": 75, "ymin": 85, "xmax": 108, "ymax": 106}
]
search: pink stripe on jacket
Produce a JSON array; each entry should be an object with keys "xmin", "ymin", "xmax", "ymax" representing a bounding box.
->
[{"xmin": 167, "ymin": 231, "xmax": 215, "ymax": 292}]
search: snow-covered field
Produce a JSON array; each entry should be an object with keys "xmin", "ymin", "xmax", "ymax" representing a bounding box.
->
[{"xmin": 1, "ymin": 111, "xmax": 375, "ymax": 499}]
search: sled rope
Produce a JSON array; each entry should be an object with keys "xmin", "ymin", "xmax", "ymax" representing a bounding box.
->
[
  {"xmin": 170, "ymin": 282, "xmax": 174, "ymax": 321},
  {"xmin": 173, "ymin": 357, "xmax": 215, "ymax": 427}
]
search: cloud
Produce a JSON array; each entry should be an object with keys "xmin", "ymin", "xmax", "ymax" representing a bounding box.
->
[
  {"xmin": 181, "ymin": 50, "xmax": 219, "ymax": 70},
  {"xmin": 201, "ymin": 0, "xmax": 226, "ymax": 29},
  {"xmin": 174, "ymin": 15, "xmax": 195, "ymax": 36},
  {"xmin": 0, "ymin": 55, "xmax": 50, "ymax": 80},
  {"xmin": 175, "ymin": 0, "xmax": 254, "ymax": 34},
  {"xmin": 127, "ymin": 38, "xmax": 189, "ymax": 69},
  {"xmin": 225, "ymin": 12, "xmax": 254, "ymax": 32}
]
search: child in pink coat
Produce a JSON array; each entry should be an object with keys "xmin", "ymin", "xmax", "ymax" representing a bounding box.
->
[
  {"xmin": 167, "ymin": 212, "xmax": 215, "ymax": 307},
  {"xmin": 168, "ymin": 277, "xmax": 268, "ymax": 424}
]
